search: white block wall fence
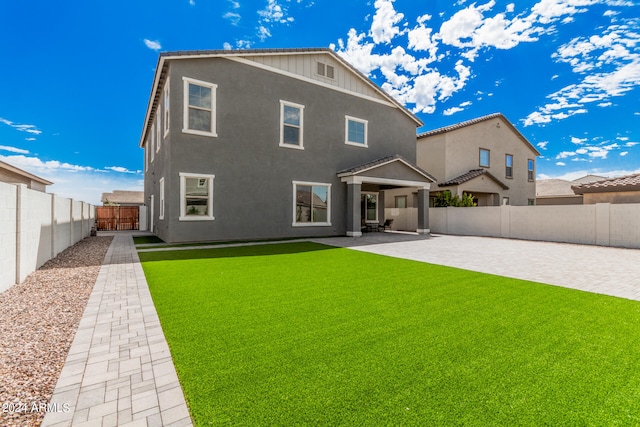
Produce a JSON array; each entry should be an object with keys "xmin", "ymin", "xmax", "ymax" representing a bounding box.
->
[
  {"xmin": 0, "ymin": 182, "xmax": 95, "ymax": 293},
  {"xmin": 385, "ymin": 203, "xmax": 640, "ymax": 249}
]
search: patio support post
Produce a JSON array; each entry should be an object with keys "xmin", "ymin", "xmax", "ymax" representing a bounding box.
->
[
  {"xmin": 417, "ymin": 188, "xmax": 430, "ymax": 235},
  {"xmin": 346, "ymin": 182, "xmax": 362, "ymax": 237},
  {"xmin": 377, "ymin": 192, "xmax": 385, "ymax": 224}
]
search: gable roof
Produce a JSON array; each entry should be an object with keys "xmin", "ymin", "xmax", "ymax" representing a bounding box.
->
[
  {"xmin": 537, "ymin": 175, "xmax": 608, "ymax": 197},
  {"xmin": 572, "ymin": 173, "xmax": 640, "ymax": 194},
  {"xmin": 0, "ymin": 160, "xmax": 53, "ymax": 186},
  {"xmin": 139, "ymin": 48, "xmax": 423, "ymax": 147},
  {"xmin": 101, "ymin": 190, "xmax": 144, "ymax": 205},
  {"xmin": 337, "ymin": 154, "xmax": 436, "ymax": 183},
  {"xmin": 438, "ymin": 168, "xmax": 509, "ymax": 190},
  {"xmin": 417, "ymin": 113, "xmax": 541, "ymax": 156}
]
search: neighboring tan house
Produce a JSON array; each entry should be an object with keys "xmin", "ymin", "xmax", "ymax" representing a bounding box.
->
[
  {"xmin": 391, "ymin": 113, "xmax": 540, "ymax": 207},
  {"xmin": 0, "ymin": 160, "xmax": 52, "ymax": 192},
  {"xmin": 139, "ymin": 48, "xmax": 435, "ymax": 243},
  {"xmin": 536, "ymin": 175, "xmax": 606, "ymax": 205},
  {"xmin": 572, "ymin": 173, "xmax": 640, "ymax": 204},
  {"xmin": 101, "ymin": 190, "xmax": 144, "ymax": 206}
]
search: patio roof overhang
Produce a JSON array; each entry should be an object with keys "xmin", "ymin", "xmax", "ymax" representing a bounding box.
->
[{"xmin": 337, "ymin": 155, "xmax": 435, "ymax": 189}]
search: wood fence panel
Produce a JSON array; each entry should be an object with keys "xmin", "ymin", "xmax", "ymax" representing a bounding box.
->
[{"xmin": 96, "ymin": 206, "xmax": 139, "ymax": 231}]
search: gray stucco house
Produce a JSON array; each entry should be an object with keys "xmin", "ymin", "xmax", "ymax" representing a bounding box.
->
[{"xmin": 139, "ymin": 48, "xmax": 434, "ymax": 243}]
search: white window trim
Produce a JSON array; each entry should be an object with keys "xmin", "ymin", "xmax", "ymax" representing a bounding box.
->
[
  {"xmin": 182, "ymin": 76, "xmax": 218, "ymax": 138},
  {"xmin": 179, "ymin": 172, "xmax": 215, "ymax": 221},
  {"xmin": 292, "ymin": 181, "xmax": 331, "ymax": 227},
  {"xmin": 163, "ymin": 78, "xmax": 170, "ymax": 138},
  {"xmin": 345, "ymin": 115, "xmax": 368, "ymax": 147},
  {"xmin": 159, "ymin": 177, "xmax": 165, "ymax": 220},
  {"xmin": 279, "ymin": 100, "xmax": 304, "ymax": 150},
  {"xmin": 156, "ymin": 118, "xmax": 161, "ymax": 152},
  {"xmin": 150, "ymin": 123, "xmax": 155, "ymax": 162},
  {"xmin": 144, "ymin": 140, "xmax": 149, "ymax": 171},
  {"xmin": 363, "ymin": 191, "xmax": 379, "ymax": 223}
]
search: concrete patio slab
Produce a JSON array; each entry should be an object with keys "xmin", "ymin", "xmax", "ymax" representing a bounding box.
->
[{"xmin": 315, "ymin": 233, "xmax": 640, "ymax": 301}]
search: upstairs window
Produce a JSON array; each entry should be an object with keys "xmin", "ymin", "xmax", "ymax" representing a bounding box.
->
[
  {"xmin": 280, "ymin": 101, "xmax": 304, "ymax": 149},
  {"xmin": 528, "ymin": 159, "xmax": 535, "ymax": 181},
  {"xmin": 345, "ymin": 116, "xmax": 368, "ymax": 147},
  {"xmin": 317, "ymin": 62, "xmax": 335, "ymax": 79},
  {"xmin": 183, "ymin": 77, "xmax": 217, "ymax": 137},
  {"xmin": 163, "ymin": 79, "xmax": 170, "ymax": 137},
  {"xmin": 505, "ymin": 154, "xmax": 513, "ymax": 178},
  {"xmin": 150, "ymin": 122, "xmax": 155, "ymax": 162},
  {"xmin": 156, "ymin": 117, "xmax": 161, "ymax": 152},
  {"xmin": 479, "ymin": 148, "xmax": 490, "ymax": 168}
]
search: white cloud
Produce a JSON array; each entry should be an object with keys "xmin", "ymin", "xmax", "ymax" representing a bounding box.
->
[
  {"xmin": 105, "ymin": 166, "xmax": 139, "ymax": 174},
  {"xmin": 444, "ymin": 107, "xmax": 464, "ymax": 116},
  {"xmin": 0, "ymin": 117, "xmax": 42, "ymax": 135},
  {"xmin": 0, "ymin": 145, "xmax": 29, "ymax": 154},
  {"xmin": 529, "ymin": 0, "xmax": 599, "ymax": 25},
  {"xmin": 620, "ymin": 151, "xmax": 629, "ymax": 156},
  {"xmin": 256, "ymin": 26, "xmax": 271, "ymax": 42},
  {"xmin": 556, "ymin": 161, "xmax": 567, "ymax": 165},
  {"xmin": 143, "ymin": 39, "xmax": 162, "ymax": 51},
  {"xmin": 258, "ymin": 0, "xmax": 294, "ymax": 24},
  {"xmin": 0, "ymin": 154, "xmax": 143, "ymax": 206},
  {"xmin": 370, "ymin": 0, "xmax": 405, "ymax": 44},
  {"xmin": 537, "ymin": 141, "xmax": 549, "ymax": 149},
  {"xmin": 338, "ymin": 0, "xmax": 640, "ymax": 118},
  {"xmin": 571, "ymin": 136, "xmax": 588, "ymax": 144},
  {"xmin": 525, "ymin": 17, "xmax": 640, "ymax": 126},
  {"xmin": 223, "ymin": 12, "xmax": 241, "ymax": 25}
]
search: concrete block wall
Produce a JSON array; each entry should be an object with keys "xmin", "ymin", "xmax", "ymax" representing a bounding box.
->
[
  {"xmin": 0, "ymin": 183, "xmax": 17, "ymax": 292},
  {"xmin": 426, "ymin": 203, "xmax": 640, "ymax": 249},
  {"xmin": 0, "ymin": 182, "xmax": 95, "ymax": 293}
]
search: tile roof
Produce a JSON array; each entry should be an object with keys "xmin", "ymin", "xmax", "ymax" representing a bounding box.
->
[
  {"xmin": 572, "ymin": 173, "xmax": 640, "ymax": 194},
  {"xmin": 337, "ymin": 154, "xmax": 436, "ymax": 182},
  {"xmin": 439, "ymin": 169, "xmax": 509, "ymax": 190},
  {"xmin": 417, "ymin": 112, "xmax": 541, "ymax": 156},
  {"xmin": 537, "ymin": 175, "xmax": 608, "ymax": 197},
  {"xmin": 101, "ymin": 190, "xmax": 145, "ymax": 205}
]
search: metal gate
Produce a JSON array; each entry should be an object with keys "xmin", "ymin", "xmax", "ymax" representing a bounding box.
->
[{"xmin": 96, "ymin": 206, "xmax": 140, "ymax": 231}]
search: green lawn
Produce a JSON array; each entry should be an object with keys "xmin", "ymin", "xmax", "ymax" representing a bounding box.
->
[{"xmin": 139, "ymin": 242, "xmax": 640, "ymax": 426}]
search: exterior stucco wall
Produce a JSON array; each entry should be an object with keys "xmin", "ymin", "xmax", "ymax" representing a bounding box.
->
[
  {"xmin": 0, "ymin": 168, "xmax": 47, "ymax": 192},
  {"xmin": 145, "ymin": 57, "xmax": 419, "ymax": 243},
  {"xmin": 582, "ymin": 191, "xmax": 640, "ymax": 204},
  {"xmin": 418, "ymin": 116, "xmax": 537, "ymax": 206},
  {"xmin": 536, "ymin": 195, "xmax": 583, "ymax": 205}
]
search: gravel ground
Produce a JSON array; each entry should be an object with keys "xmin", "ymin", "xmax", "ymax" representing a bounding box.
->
[{"xmin": 0, "ymin": 236, "xmax": 113, "ymax": 427}]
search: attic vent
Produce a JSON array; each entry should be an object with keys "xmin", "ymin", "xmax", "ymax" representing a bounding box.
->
[{"xmin": 317, "ymin": 62, "xmax": 335, "ymax": 79}]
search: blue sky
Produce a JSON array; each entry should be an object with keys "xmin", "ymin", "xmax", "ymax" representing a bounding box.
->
[{"xmin": 0, "ymin": 0, "xmax": 638, "ymax": 205}]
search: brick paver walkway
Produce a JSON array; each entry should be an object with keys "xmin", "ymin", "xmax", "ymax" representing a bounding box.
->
[{"xmin": 42, "ymin": 233, "xmax": 192, "ymax": 427}]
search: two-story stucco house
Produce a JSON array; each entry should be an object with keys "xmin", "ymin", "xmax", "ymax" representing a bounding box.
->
[
  {"xmin": 410, "ymin": 113, "xmax": 540, "ymax": 206},
  {"xmin": 139, "ymin": 48, "xmax": 434, "ymax": 243}
]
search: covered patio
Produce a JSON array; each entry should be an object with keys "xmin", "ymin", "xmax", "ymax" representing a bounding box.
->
[{"xmin": 337, "ymin": 155, "xmax": 436, "ymax": 237}]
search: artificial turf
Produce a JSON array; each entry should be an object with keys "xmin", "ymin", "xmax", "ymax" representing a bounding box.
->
[{"xmin": 139, "ymin": 242, "xmax": 640, "ymax": 426}]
